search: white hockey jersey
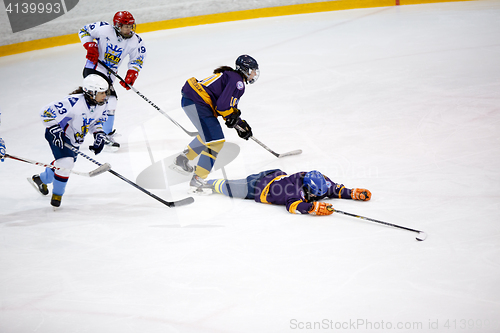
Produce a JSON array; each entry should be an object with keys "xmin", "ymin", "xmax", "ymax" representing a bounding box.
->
[
  {"xmin": 79, "ymin": 21, "xmax": 147, "ymax": 83},
  {"xmin": 40, "ymin": 93, "xmax": 108, "ymax": 147}
]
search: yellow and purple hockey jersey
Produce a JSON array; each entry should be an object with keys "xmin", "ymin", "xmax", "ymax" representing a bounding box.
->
[
  {"xmin": 254, "ymin": 170, "xmax": 353, "ymax": 214},
  {"xmin": 181, "ymin": 70, "xmax": 246, "ymax": 119}
]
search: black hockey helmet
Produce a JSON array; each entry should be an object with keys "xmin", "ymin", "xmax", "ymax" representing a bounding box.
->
[{"xmin": 235, "ymin": 55, "xmax": 260, "ymax": 84}]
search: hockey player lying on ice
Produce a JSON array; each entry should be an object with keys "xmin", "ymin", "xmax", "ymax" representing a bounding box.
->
[{"xmin": 207, "ymin": 169, "xmax": 371, "ymax": 215}]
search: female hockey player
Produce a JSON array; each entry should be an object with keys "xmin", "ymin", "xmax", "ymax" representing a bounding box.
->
[
  {"xmin": 206, "ymin": 169, "xmax": 371, "ymax": 215},
  {"xmin": 79, "ymin": 10, "xmax": 147, "ymax": 149},
  {"xmin": 28, "ymin": 75, "xmax": 110, "ymax": 208},
  {"xmin": 170, "ymin": 54, "xmax": 258, "ymax": 194}
]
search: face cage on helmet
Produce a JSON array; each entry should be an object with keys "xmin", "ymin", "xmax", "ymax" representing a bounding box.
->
[
  {"xmin": 85, "ymin": 89, "xmax": 110, "ymax": 106},
  {"xmin": 239, "ymin": 67, "xmax": 260, "ymax": 84},
  {"xmin": 115, "ymin": 23, "xmax": 136, "ymax": 38},
  {"xmin": 303, "ymin": 185, "xmax": 317, "ymax": 203},
  {"xmin": 247, "ymin": 68, "xmax": 260, "ymax": 84}
]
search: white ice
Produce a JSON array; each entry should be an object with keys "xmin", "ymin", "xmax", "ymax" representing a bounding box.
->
[{"xmin": 1, "ymin": 1, "xmax": 500, "ymax": 332}]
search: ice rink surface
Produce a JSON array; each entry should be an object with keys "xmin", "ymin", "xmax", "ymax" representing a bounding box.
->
[{"xmin": 1, "ymin": 1, "xmax": 500, "ymax": 332}]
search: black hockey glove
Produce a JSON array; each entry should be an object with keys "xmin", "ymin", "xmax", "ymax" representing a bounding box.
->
[
  {"xmin": 236, "ymin": 119, "xmax": 252, "ymax": 140},
  {"xmin": 48, "ymin": 124, "xmax": 64, "ymax": 149},
  {"xmin": 224, "ymin": 108, "xmax": 242, "ymax": 128},
  {"xmin": 89, "ymin": 131, "xmax": 106, "ymax": 155}
]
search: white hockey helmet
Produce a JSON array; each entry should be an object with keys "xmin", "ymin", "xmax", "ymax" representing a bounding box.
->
[{"xmin": 82, "ymin": 74, "xmax": 109, "ymax": 105}]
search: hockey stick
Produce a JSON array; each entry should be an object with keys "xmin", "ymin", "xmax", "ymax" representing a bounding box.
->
[
  {"xmin": 235, "ymin": 125, "xmax": 302, "ymax": 158},
  {"xmin": 5, "ymin": 153, "xmax": 110, "ymax": 177},
  {"xmin": 64, "ymin": 143, "xmax": 194, "ymax": 207},
  {"xmin": 98, "ymin": 60, "xmax": 198, "ymax": 137},
  {"xmin": 328, "ymin": 207, "xmax": 427, "ymax": 241}
]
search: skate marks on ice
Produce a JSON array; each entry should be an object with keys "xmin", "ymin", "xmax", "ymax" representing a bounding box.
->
[{"xmin": 136, "ymin": 142, "xmax": 240, "ymax": 189}]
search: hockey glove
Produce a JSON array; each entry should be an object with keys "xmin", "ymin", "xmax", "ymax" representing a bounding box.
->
[
  {"xmin": 120, "ymin": 70, "xmax": 138, "ymax": 90},
  {"xmin": 0, "ymin": 138, "xmax": 5, "ymax": 162},
  {"xmin": 48, "ymin": 125, "xmax": 64, "ymax": 149},
  {"xmin": 236, "ymin": 119, "xmax": 252, "ymax": 140},
  {"xmin": 89, "ymin": 131, "xmax": 106, "ymax": 155},
  {"xmin": 224, "ymin": 108, "xmax": 242, "ymax": 128},
  {"xmin": 83, "ymin": 42, "xmax": 99, "ymax": 64},
  {"xmin": 351, "ymin": 188, "xmax": 371, "ymax": 201},
  {"xmin": 308, "ymin": 202, "xmax": 334, "ymax": 216}
]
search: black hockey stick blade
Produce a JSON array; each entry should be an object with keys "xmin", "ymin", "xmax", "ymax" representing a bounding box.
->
[
  {"xmin": 169, "ymin": 196, "xmax": 195, "ymax": 207},
  {"xmin": 63, "ymin": 143, "xmax": 195, "ymax": 208},
  {"xmin": 106, "ymin": 169, "xmax": 195, "ymax": 208}
]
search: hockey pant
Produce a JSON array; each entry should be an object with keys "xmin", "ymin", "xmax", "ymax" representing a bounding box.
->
[{"xmin": 42, "ymin": 128, "xmax": 78, "ymax": 196}]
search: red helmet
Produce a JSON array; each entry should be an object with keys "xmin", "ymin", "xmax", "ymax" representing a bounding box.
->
[
  {"xmin": 113, "ymin": 11, "xmax": 136, "ymax": 37},
  {"xmin": 114, "ymin": 11, "xmax": 135, "ymax": 26}
]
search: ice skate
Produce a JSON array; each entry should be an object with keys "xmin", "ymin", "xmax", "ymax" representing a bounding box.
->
[
  {"xmin": 169, "ymin": 150, "xmax": 194, "ymax": 175},
  {"xmin": 188, "ymin": 174, "xmax": 214, "ymax": 195},
  {"xmin": 51, "ymin": 194, "xmax": 62, "ymax": 209},
  {"xmin": 104, "ymin": 129, "xmax": 120, "ymax": 151},
  {"xmin": 28, "ymin": 174, "xmax": 49, "ymax": 196}
]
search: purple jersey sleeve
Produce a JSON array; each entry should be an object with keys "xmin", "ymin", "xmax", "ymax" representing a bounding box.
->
[
  {"xmin": 211, "ymin": 71, "xmax": 245, "ymax": 116},
  {"xmin": 324, "ymin": 175, "xmax": 352, "ymax": 200}
]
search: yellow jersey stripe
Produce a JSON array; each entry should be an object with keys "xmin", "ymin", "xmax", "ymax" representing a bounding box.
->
[
  {"xmin": 200, "ymin": 73, "xmax": 222, "ymax": 86},
  {"xmin": 187, "ymin": 77, "xmax": 214, "ymax": 110},
  {"xmin": 338, "ymin": 186, "xmax": 345, "ymax": 199},
  {"xmin": 288, "ymin": 200, "xmax": 303, "ymax": 214},
  {"xmin": 215, "ymin": 107, "xmax": 234, "ymax": 118},
  {"xmin": 259, "ymin": 174, "xmax": 288, "ymax": 204}
]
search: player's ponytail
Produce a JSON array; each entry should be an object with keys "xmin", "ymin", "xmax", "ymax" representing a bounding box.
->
[
  {"xmin": 69, "ymin": 87, "xmax": 84, "ymax": 95},
  {"xmin": 213, "ymin": 66, "xmax": 234, "ymax": 74}
]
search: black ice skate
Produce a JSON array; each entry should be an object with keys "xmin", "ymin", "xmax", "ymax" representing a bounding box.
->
[
  {"xmin": 189, "ymin": 174, "xmax": 214, "ymax": 195},
  {"xmin": 28, "ymin": 174, "xmax": 49, "ymax": 196},
  {"xmin": 51, "ymin": 194, "xmax": 62, "ymax": 208},
  {"xmin": 169, "ymin": 150, "xmax": 194, "ymax": 175}
]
